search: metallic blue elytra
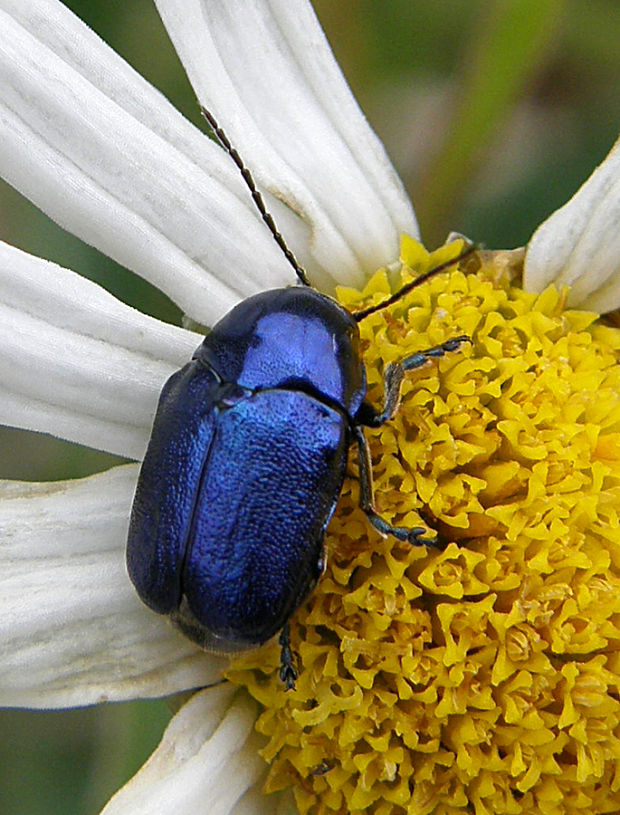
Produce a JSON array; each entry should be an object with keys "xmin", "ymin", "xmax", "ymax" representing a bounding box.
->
[{"xmin": 127, "ymin": 287, "xmax": 366, "ymax": 658}]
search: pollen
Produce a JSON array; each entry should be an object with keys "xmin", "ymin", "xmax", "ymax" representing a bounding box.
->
[{"xmin": 226, "ymin": 238, "xmax": 620, "ymax": 815}]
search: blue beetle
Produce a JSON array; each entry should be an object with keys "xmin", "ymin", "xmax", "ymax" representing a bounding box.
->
[{"xmin": 127, "ymin": 110, "xmax": 473, "ymax": 689}]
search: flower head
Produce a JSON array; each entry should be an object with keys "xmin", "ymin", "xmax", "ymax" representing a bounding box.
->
[{"xmin": 227, "ymin": 239, "xmax": 620, "ymax": 813}]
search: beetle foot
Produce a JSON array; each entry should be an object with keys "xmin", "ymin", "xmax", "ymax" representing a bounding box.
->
[
  {"xmin": 366, "ymin": 511, "xmax": 440, "ymax": 549},
  {"xmin": 280, "ymin": 662, "xmax": 298, "ymax": 691},
  {"xmin": 394, "ymin": 524, "xmax": 440, "ymax": 547},
  {"xmin": 406, "ymin": 526, "xmax": 441, "ymax": 547},
  {"xmin": 279, "ymin": 624, "xmax": 299, "ymax": 691}
]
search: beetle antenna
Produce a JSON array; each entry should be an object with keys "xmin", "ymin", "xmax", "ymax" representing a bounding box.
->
[
  {"xmin": 352, "ymin": 242, "xmax": 476, "ymax": 322},
  {"xmin": 201, "ymin": 106, "xmax": 311, "ymax": 288}
]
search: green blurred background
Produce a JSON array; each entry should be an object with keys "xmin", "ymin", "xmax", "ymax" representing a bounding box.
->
[{"xmin": 0, "ymin": 1, "xmax": 617, "ymax": 812}]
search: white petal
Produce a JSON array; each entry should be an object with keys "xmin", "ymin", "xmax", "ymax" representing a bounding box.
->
[
  {"xmin": 0, "ymin": 465, "xmax": 226, "ymax": 708},
  {"xmin": 155, "ymin": 0, "xmax": 418, "ymax": 291},
  {"xmin": 0, "ymin": 241, "xmax": 198, "ymax": 458},
  {"xmin": 101, "ymin": 685, "xmax": 277, "ymax": 815},
  {"xmin": 524, "ymin": 137, "xmax": 620, "ymax": 311},
  {"xmin": 0, "ymin": 0, "xmax": 296, "ymax": 325}
]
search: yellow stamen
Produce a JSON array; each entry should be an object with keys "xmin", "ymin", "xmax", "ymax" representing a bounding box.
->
[{"xmin": 228, "ymin": 237, "xmax": 620, "ymax": 815}]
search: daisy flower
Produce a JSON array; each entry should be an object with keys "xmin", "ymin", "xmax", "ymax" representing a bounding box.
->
[{"xmin": 1, "ymin": 1, "xmax": 619, "ymax": 813}]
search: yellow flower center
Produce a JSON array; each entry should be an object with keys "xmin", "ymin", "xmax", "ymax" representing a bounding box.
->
[{"xmin": 227, "ymin": 237, "xmax": 620, "ymax": 814}]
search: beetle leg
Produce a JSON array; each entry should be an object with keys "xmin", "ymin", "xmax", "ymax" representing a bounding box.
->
[
  {"xmin": 358, "ymin": 335, "xmax": 471, "ymax": 428},
  {"xmin": 353, "ymin": 425, "xmax": 439, "ymax": 547},
  {"xmin": 279, "ymin": 623, "xmax": 299, "ymax": 691}
]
